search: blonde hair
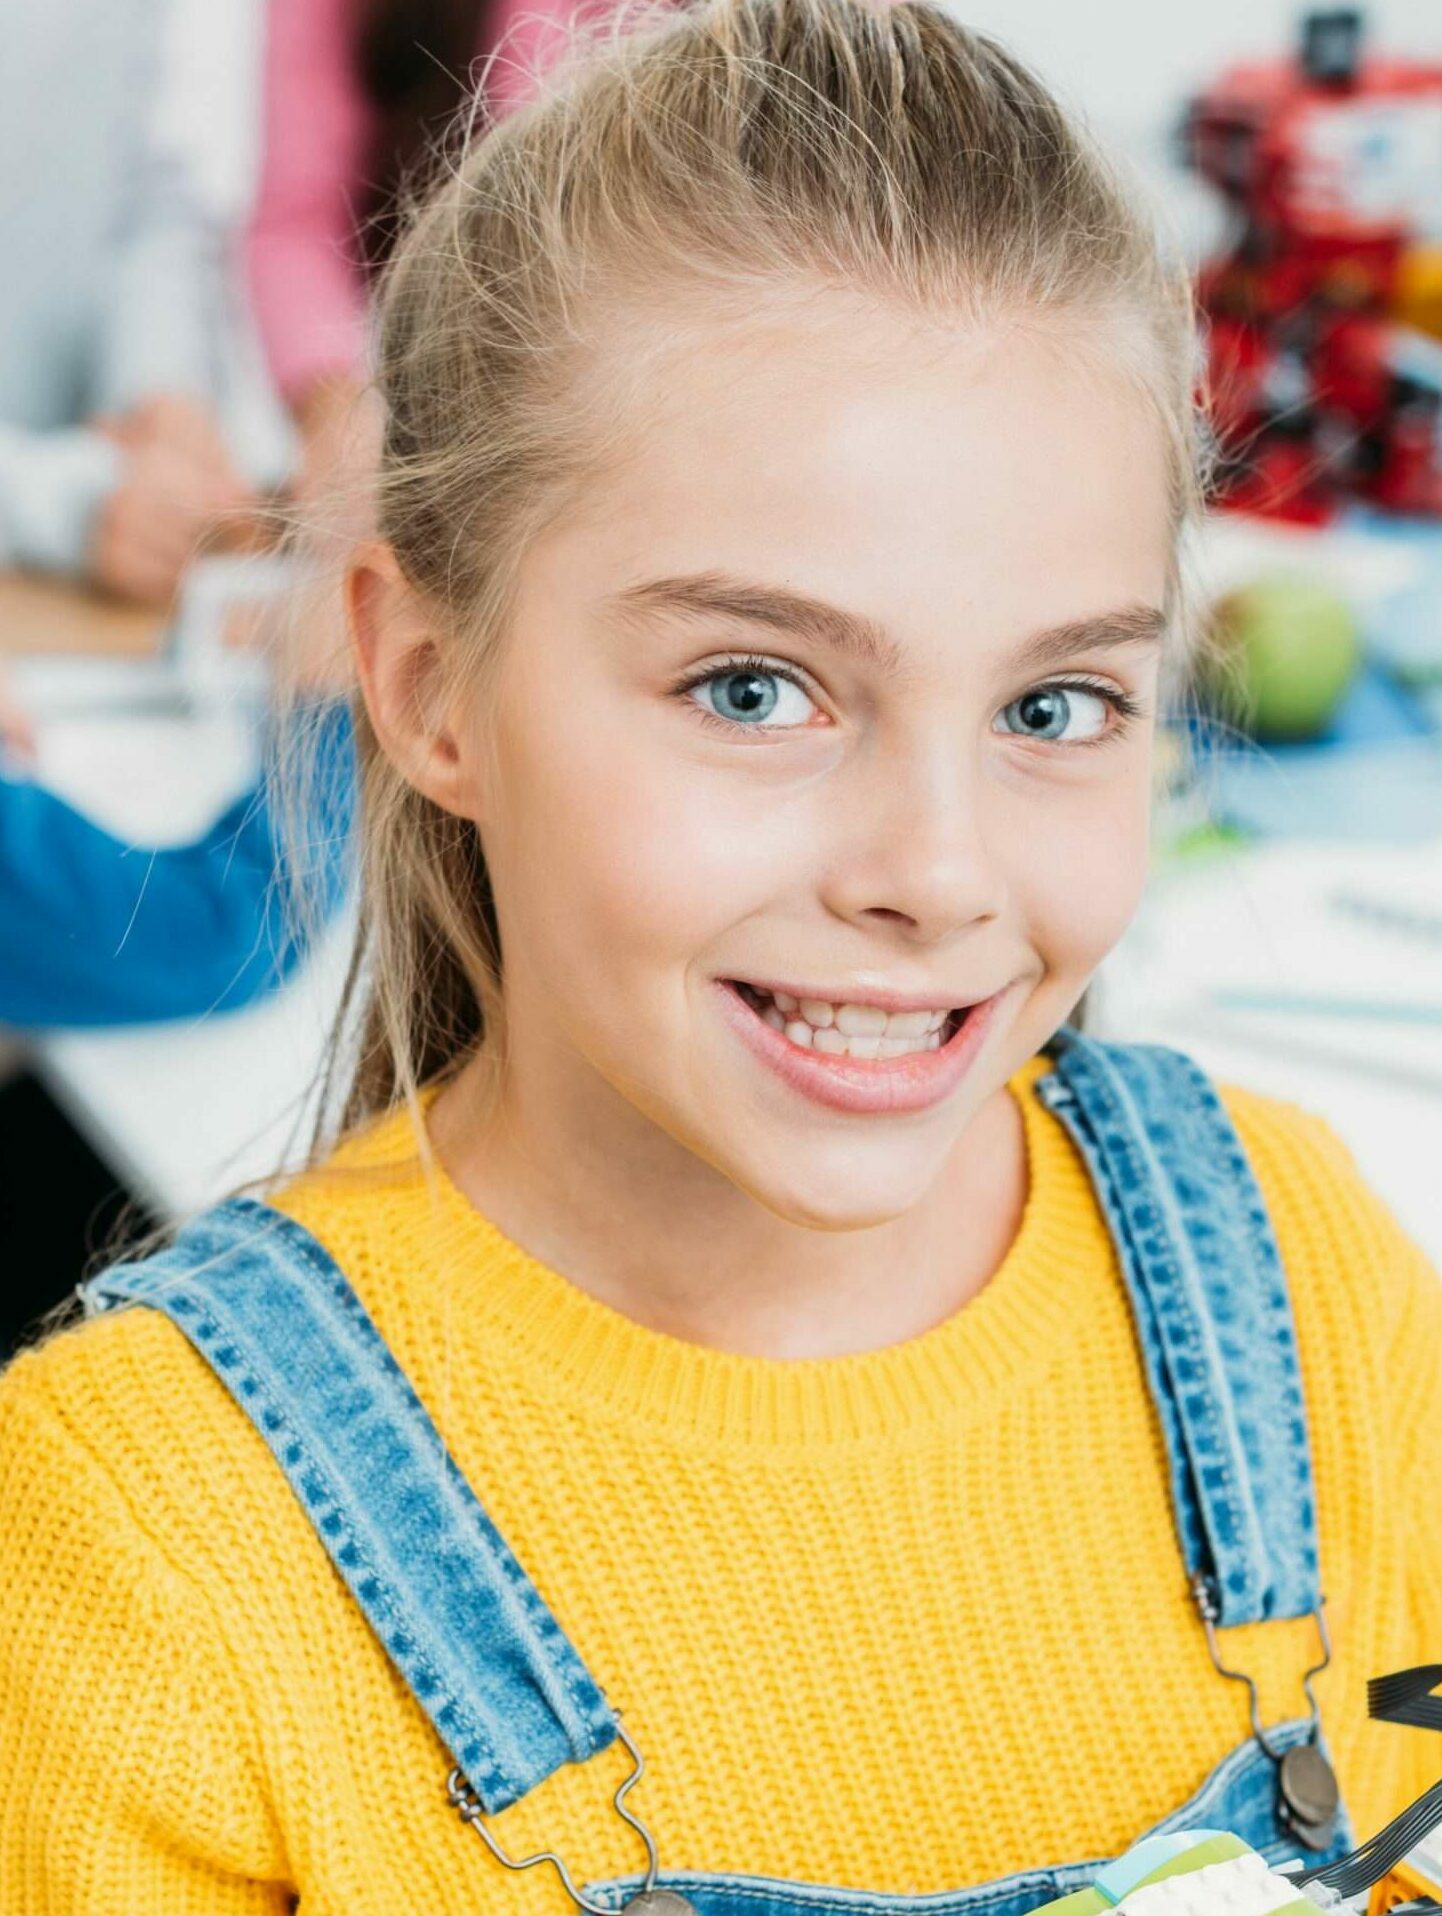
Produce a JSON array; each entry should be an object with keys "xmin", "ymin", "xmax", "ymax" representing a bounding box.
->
[{"xmin": 327, "ymin": 0, "xmax": 1204, "ymax": 1140}]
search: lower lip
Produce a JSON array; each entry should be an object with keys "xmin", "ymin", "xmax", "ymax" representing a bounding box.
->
[{"xmin": 713, "ymin": 979, "xmax": 1014, "ymax": 1116}]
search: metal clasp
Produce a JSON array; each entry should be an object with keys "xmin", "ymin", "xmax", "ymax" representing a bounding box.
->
[
  {"xmin": 1191, "ymin": 1574, "xmax": 1341, "ymax": 1851},
  {"xmin": 1190, "ymin": 1572, "xmax": 1333, "ymax": 1759},
  {"xmin": 447, "ymin": 1719, "xmax": 661, "ymax": 1916}
]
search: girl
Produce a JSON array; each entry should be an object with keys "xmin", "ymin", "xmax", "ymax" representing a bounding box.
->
[{"xmin": 2, "ymin": 1, "xmax": 1440, "ymax": 1910}]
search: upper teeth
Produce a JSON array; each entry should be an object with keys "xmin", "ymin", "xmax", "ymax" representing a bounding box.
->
[
  {"xmin": 773, "ymin": 992, "xmax": 948, "ymax": 1035},
  {"xmin": 746, "ymin": 987, "xmax": 953, "ymax": 1058}
]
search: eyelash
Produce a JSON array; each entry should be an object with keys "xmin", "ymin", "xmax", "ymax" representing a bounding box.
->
[
  {"xmin": 671, "ymin": 653, "xmax": 1144, "ymax": 746},
  {"xmin": 672, "ymin": 653, "xmax": 821, "ymax": 736},
  {"xmin": 1018, "ymin": 674, "xmax": 1146, "ymax": 751}
]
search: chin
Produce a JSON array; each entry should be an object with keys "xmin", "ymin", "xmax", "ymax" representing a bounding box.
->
[{"xmin": 719, "ymin": 1137, "xmax": 953, "ymax": 1234}]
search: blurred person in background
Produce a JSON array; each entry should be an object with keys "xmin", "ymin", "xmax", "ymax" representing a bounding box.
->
[
  {"xmin": 0, "ymin": 695, "xmax": 354, "ymax": 1029},
  {"xmin": 0, "ymin": 676, "xmax": 352, "ymax": 1358},
  {"xmin": 248, "ymin": 0, "xmax": 604, "ymax": 505},
  {"xmin": 0, "ymin": 0, "xmax": 353, "ymax": 1351},
  {"xmin": 1, "ymin": 0, "xmax": 287, "ymax": 606},
  {"xmin": 0, "ymin": 0, "xmax": 355, "ymax": 1033}
]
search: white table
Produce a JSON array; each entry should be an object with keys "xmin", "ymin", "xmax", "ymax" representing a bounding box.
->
[
  {"xmin": 1094, "ymin": 839, "xmax": 1442, "ymax": 1263},
  {"xmin": 34, "ymin": 909, "xmax": 355, "ymax": 1217}
]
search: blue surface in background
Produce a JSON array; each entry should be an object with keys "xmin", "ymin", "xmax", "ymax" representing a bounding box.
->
[
  {"xmin": 1345, "ymin": 505, "xmax": 1442, "ymax": 689},
  {"xmin": 1318, "ymin": 655, "xmax": 1434, "ymax": 744},
  {"xmin": 1191, "ymin": 511, "xmax": 1442, "ymax": 842}
]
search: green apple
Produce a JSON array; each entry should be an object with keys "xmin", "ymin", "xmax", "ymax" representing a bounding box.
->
[{"xmin": 1205, "ymin": 572, "xmax": 1361, "ymax": 742}]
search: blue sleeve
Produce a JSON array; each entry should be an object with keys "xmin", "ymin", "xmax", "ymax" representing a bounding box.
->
[{"xmin": 0, "ymin": 703, "xmax": 354, "ymax": 1030}]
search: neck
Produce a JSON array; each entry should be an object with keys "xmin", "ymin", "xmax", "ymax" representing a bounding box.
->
[{"xmin": 428, "ymin": 1048, "xmax": 1029, "ymax": 1362}]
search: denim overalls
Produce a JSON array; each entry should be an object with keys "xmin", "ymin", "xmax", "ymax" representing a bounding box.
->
[{"xmin": 83, "ymin": 1029, "xmax": 1357, "ymax": 1914}]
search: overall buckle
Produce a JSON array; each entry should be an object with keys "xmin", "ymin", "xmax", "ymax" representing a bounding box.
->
[
  {"xmin": 447, "ymin": 1719, "xmax": 694, "ymax": 1915},
  {"xmin": 1190, "ymin": 1573, "xmax": 1339, "ymax": 1852}
]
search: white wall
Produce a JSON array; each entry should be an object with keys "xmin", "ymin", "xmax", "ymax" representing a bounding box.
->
[{"xmin": 950, "ymin": 1, "xmax": 1442, "ymax": 144}]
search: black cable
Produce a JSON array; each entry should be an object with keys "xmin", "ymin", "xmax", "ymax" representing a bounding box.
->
[{"xmin": 1297, "ymin": 1666, "xmax": 1442, "ymax": 1901}]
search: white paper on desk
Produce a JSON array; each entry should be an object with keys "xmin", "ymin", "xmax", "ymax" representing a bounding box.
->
[
  {"xmin": 1184, "ymin": 513, "xmax": 1424, "ymax": 607},
  {"xmin": 172, "ymin": 552, "xmax": 305, "ymax": 708},
  {"xmin": 1099, "ymin": 841, "xmax": 1442, "ymax": 1092},
  {"xmin": 31, "ymin": 709, "xmax": 262, "ymax": 845},
  {"xmin": 1117, "ymin": 840, "xmax": 1442, "ymax": 1013},
  {"xmin": 8, "ymin": 651, "xmax": 183, "ymax": 720}
]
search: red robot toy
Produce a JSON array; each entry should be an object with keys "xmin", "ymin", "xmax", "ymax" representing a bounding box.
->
[{"xmin": 1182, "ymin": 8, "xmax": 1442, "ymax": 522}]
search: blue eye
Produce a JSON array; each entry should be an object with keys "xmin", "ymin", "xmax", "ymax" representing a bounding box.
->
[
  {"xmin": 686, "ymin": 659, "xmax": 818, "ymax": 729},
  {"xmin": 995, "ymin": 684, "xmax": 1112, "ymax": 744}
]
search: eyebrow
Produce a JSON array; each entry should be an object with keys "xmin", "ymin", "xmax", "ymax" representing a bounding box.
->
[{"xmin": 605, "ymin": 571, "xmax": 1167, "ymax": 677}]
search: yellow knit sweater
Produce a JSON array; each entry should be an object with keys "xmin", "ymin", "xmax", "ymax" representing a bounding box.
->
[{"xmin": 2, "ymin": 1058, "xmax": 1441, "ymax": 1915}]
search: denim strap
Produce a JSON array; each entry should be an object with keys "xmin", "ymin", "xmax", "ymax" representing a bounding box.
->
[
  {"xmin": 1037, "ymin": 1029, "xmax": 1320, "ymax": 1627},
  {"xmin": 83, "ymin": 1195, "xmax": 618, "ymax": 1813}
]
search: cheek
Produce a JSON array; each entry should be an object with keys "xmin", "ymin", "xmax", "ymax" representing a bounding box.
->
[
  {"xmin": 1002, "ymin": 763, "xmax": 1153, "ymax": 975},
  {"xmin": 490, "ymin": 714, "xmax": 800, "ymax": 993}
]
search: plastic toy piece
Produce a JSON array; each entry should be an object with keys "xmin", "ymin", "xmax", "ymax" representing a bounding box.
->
[
  {"xmin": 1037, "ymin": 1832, "xmax": 1319, "ymax": 1913},
  {"xmin": 1367, "ymin": 1847, "xmax": 1442, "ymax": 1909},
  {"xmin": 1040, "ymin": 1668, "xmax": 1442, "ymax": 1913},
  {"xmin": 1179, "ymin": 9, "xmax": 1442, "ymax": 521}
]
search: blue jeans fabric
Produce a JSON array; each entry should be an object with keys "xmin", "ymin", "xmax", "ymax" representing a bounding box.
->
[
  {"xmin": 84, "ymin": 1028, "xmax": 1356, "ymax": 1909},
  {"xmin": 1038, "ymin": 1031, "xmax": 1319, "ymax": 1629},
  {"xmin": 586, "ymin": 1717, "xmax": 1334, "ymax": 1915},
  {"xmin": 90, "ymin": 1195, "xmax": 613, "ymax": 1812}
]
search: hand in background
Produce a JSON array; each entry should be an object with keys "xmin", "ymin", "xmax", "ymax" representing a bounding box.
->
[
  {"xmin": 87, "ymin": 395, "xmax": 265, "ymax": 607},
  {"xmin": 0, "ymin": 663, "xmax": 36, "ymax": 765}
]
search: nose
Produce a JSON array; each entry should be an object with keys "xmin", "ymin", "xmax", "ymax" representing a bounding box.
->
[{"xmin": 817, "ymin": 736, "xmax": 1008, "ymax": 943}]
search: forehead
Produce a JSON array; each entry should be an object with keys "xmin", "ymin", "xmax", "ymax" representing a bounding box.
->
[{"xmin": 558, "ymin": 297, "xmax": 1174, "ymax": 652}]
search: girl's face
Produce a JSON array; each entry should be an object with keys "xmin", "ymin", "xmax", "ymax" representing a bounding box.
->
[{"xmin": 422, "ymin": 299, "xmax": 1173, "ymax": 1228}]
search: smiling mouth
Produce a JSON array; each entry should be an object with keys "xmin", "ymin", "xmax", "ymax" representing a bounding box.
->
[{"xmin": 726, "ymin": 981, "xmax": 970, "ymax": 1059}]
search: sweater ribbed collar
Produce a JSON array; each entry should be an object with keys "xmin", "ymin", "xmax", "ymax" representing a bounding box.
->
[{"xmin": 369, "ymin": 1054, "xmax": 1107, "ymax": 1450}]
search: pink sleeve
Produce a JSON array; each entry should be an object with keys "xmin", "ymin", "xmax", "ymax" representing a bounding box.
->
[
  {"xmin": 482, "ymin": 0, "xmax": 633, "ymax": 116},
  {"xmin": 246, "ymin": 0, "xmax": 376, "ymax": 404}
]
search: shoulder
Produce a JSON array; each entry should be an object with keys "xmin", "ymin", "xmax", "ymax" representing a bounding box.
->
[
  {"xmin": 267, "ymin": 1096, "xmax": 455, "ymax": 1312},
  {"xmin": 1054, "ymin": 1042, "xmax": 1442, "ymax": 1544},
  {"xmin": 0, "ymin": 1290, "xmax": 272, "ymax": 1549},
  {"xmin": 0, "ymin": 1293, "xmax": 287, "ymax": 1878},
  {"xmin": 0, "ymin": 1304, "xmax": 251, "ymax": 1718},
  {"xmin": 0, "ymin": 1184, "xmax": 393, "ymax": 1591},
  {"xmin": 6, "ymin": 1289, "xmax": 204, "ymax": 1424},
  {"xmin": 5, "ymin": 1093, "xmax": 428, "ymax": 1493},
  {"xmin": 1212, "ymin": 1077, "xmax": 1442, "ymax": 1410},
  {"xmin": 1047, "ymin": 1033, "xmax": 1438, "ymax": 1334},
  {"xmin": 1040, "ymin": 1035, "xmax": 1440, "ymax": 1390},
  {"xmin": 1203, "ymin": 1077, "xmax": 1442, "ymax": 1638},
  {"xmin": 2, "ymin": 1098, "xmax": 454, "ymax": 1537},
  {"xmin": 1217, "ymin": 1078, "xmax": 1438, "ymax": 1307},
  {"xmin": 0, "ymin": 1209, "xmax": 371, "ymax": 1700}
]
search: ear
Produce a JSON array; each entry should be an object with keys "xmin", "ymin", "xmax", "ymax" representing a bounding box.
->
[{"xmin": 347, "ymin": 541, "xmax": 483, "ymax": 819}]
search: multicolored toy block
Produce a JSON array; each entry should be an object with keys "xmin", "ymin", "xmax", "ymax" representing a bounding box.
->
[{"xmin": 1035, "ymin": 1831, "xmax": 1319, "ymax": 1913}]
